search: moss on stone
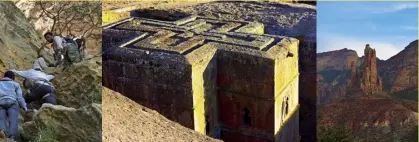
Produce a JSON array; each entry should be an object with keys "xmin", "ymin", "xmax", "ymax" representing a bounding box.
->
[{"xmin": 102, "ymin": 10, "xmax": 130, "ymax": 26}]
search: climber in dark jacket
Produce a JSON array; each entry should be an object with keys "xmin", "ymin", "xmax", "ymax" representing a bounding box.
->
[
  {"xmin": 0, "ymin": 71, "xmax": 27, "ymax": 140},
  {"xmin": 11, "ymin": 69, "xmax": 56, "ymax": 109},
  {"xmin": 23, "ymin": 78, "xmax": 56, "ymax": 109}
]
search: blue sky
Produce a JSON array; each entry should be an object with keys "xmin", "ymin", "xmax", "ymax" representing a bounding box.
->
[{"xmin": 317, "ymin": 1, "xmax": 418, "ymax": 60}]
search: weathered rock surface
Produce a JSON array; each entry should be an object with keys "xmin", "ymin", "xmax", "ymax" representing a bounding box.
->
[
  {"xmin": 317, "ymin": 48, "xmax": 358, "ymax": 72},
  {"xmin": 378, "ymin": 40, "xmax": 418, "ymax": 93},
  {"xmin": 317, "ymin": 41, "xmax": 418, "ymax": 141},
  {"xmin": 0, "ymin": 2, "xmax": 102, "ymax": 142},
  {"xmin": 103, "ymin": 2, "xmax": 316, "ymax": 141},
  {"xmin": 317, "ymin": 48, "xmax": 358, "ymax": 105},
  {"xmin": 317, "ymin": 41, "xmax": 418, "ymax": 105},
  {"xmin": 0, "ymin": 2, "xmax": 42, "ymax": 73},
  {"xmin": 358, "ymin": 44, "xmax": 382, "ymax": 93},
  {"xmin": 21, "ymin": 103, "xmax": 102, "ymax": 142},
  {"xmin": 349, "ymin": 61, "xmax": 360, "ymax": 88},
  {"xmin": 52, "ymin": 57, "xmax": 102, "ymax": 108},
  {"xmin": 14, "ymin": 1, "xmax": 52, "ymax": 37},
  {"xmin": 318, "ymin": 94, "xmax": 418, "ymax": 141},
  {"xmin": 20, "ymin": 57, "xmax": 103, "ymax": 142},
  {"xmin": 102, "ymin": 87, "xmax": 221, "ymax": 142},
  {"xmin": 103, "ymin": 1, "xmax": 316, "ymax": 57}
]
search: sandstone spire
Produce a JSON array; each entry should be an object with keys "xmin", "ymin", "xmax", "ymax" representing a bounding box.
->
[
  {"xmin": 360, "ymin": 44, "xmax": 382, "ymax": 93},
  {"xmin": 349, "ymin": 44, "xmax": 383, "ymax": 94}
]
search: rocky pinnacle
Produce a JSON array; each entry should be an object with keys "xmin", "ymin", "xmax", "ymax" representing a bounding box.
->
[{"xmin": 350, "ymin": 44, "xmax": 383, "ymax": 94}]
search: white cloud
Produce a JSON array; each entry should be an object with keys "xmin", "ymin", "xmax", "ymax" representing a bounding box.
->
[
  {"xmin": 401, "ymin": 26, "xmax": 418, "ymax": 30},
  {"xmin": 318, "ymin": 34, "xmax": 411, "ymax": 60},
  {"xmin": 373, "ymin": 3, "xmax": 418, "ymax": 13},
  {"xmin": 391, "ymin": 3, "xmax": 418, "ymax": 11}
]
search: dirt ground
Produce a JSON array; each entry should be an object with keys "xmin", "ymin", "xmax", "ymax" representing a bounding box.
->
[{"xmin": 102, "ymin": 87, "xmax": 221, "ymax": 142}]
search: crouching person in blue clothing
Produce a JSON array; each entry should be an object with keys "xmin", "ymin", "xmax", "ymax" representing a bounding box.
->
[{"xmin": 0, "ymin": 71, "xmax": 27, "ymax": 140}]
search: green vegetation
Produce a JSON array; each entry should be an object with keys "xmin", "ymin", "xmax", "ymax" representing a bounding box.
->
[
  {"xmin": 382, "ymin": 82, "xmax": 392, "ymax": 92},
  {"xmin": 102, "ymin": 10, "xmax": 130, "ymax": 26},
  {"xmin": 317, "ymin": 126, "xmax": 354, "ymax": 142},
  {"xmin": 370, "ymin": 92, "xmax": 392, "ymax": 99},
  {"xmin": 318, "ymin": 125, "xmax": 417, "ymax": 142},
  {"xmin": 35, "ymin": 122, "xmax": 59, "ymax": 142},
  {"xmin": 401, "ymin": 127, "xmax": 418, "ymax": 142},
  {"xmin": 87, "ymin": 85, "xmax": 102, "ymax": 104},
  {"xmin": 391, "ymin": 89, "xmax": 418, "ymax": 101}
]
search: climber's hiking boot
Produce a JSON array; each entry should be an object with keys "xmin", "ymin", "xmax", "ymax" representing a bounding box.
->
[{"xmin": 0, "ymin": 131, "xmax": 6, "ymax": 138}]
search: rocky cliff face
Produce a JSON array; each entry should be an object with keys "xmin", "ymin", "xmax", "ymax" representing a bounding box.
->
[
  {"xmin": 22, "ymin": 103, "xmax": 101, "ymax": 142},
  {"xmin": 317, "ymin": 48, "xmax": 359, "ymax": 72},
  {"xmin": 317, "ymin": 41, "xmax": 417, "ymax": 105},
  {"xmin": 317, "ymin": 41, "xmax": 418, "ymax": 141},
  {"xmin": 52, "ymin": 57, "xmax": 102, "ymax": 108},
  {"xmin": 0, "ymin": 2, "xmax": 102, "ymax": 141},
  {"xmin": 14, "ymin": 1, "xmax": 52, "ymax": 37},
  {"xmin": 378, "ymin": 40, "xmax": 418, "ymax": 93},
  {"xmin": 0, "ymin": 2, "xmax": 42, "ymax": 73},
  {"xmin": 20, "ymin": 58, "xmax": 102, "ymax": 142},
  {"xmin": 317, "ymin": 48, "xmax": 358, "ymax": 104},
  {"xmin": 349, "ymin": 44, "xmax": 383, "ymax": 94},
  {"xmin": 349, "ymin": 61, "xmax": 360, "ymax": 88}
]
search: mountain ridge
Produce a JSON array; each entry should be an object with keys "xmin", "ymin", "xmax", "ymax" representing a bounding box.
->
[
  {"xmin": 317, "ymin": 40, "xmax": 418, "ymax": 105},
  {"xmin": 317, "ymin": 40, "xmax": 418, "ymax": 141}
]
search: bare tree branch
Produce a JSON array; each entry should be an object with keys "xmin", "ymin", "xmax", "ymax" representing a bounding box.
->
[{"xmin": 35, "ymin": 1, "xmax": 101, "ymax": 55}]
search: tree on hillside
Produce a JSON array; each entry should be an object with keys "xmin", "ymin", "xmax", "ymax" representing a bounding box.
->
[
  {"xmin": 37, "ymin": 1, "xmax": 101, "ymax": 39},
  {"xmin": 35, "ymin": 1, "xmax": 101, "ymax": 57}
]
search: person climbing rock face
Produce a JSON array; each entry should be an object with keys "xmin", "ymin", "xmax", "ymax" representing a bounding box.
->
[
  {"xmin": 0, "ymin": 71, "xmax": 28, "ymax": 140},
  {"xmin": 44, "ymin": 32, "xmax": 82, "ymax": 68},
  {"xmin": 23, "ymin": 78, "xmax": 56, "ymax": 110},
  {"xmin": 32, "ymin": 55, "xmax": 50, "ymax": 71},
  {"xmin": 10, "ymin": 69, "xmax": 56, "ymax": 110},
  {"xmin": 75, "ymin": 37, "xmax": 88, "ymax": 60}
]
